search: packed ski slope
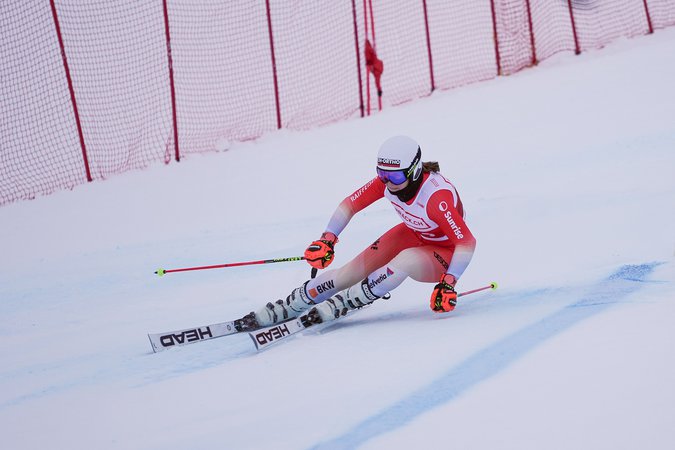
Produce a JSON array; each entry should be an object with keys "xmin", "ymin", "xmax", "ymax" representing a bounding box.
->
[{"xmin": 2, "ymin": 27, "xmax": 674, "ymax": 450}]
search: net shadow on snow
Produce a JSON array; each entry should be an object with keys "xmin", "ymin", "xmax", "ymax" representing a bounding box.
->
[{"xmin": 308, "ymin": 262, "xmax": 664, "ymax": 450}]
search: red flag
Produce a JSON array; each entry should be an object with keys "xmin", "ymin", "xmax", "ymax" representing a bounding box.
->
[{"xmin": 365, "ymin": 39, "xmax": 383, "ymax": 96}]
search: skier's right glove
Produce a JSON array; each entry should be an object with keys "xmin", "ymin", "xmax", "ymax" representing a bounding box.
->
[{"xmin": 304, "ymin": 232, "xmax": 338, "ymax": 269}]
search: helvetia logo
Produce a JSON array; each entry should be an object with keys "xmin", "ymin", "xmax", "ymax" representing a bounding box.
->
[
  {"xmin": 160, "ymin": 327, "xmax": 213, "ymax": 347},
  {"xmin": 368, "ymin": 268, "xmax": 394, "ymax": 290}
]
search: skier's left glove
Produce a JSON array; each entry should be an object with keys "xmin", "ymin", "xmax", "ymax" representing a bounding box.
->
[
  {"xmin": 304, "ymin": 232, "xmax": 338, "ymax": 269},
  {"xmin": 430, "ymin": 274, "xmax": 457, "ymax": 313}
]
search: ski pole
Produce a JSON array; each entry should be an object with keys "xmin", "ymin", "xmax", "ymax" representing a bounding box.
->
[
  {"xmin": 155, "ymin": 256, "xmax": 306, "ymax": 276},
  {"xmin": 458, "ymin": 282, "xmax": 498, "ymax": 297}
]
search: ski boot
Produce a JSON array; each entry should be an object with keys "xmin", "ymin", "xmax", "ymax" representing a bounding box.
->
[
  {"xmin": 241, "ymin": 281, "xmax": 315, "ymax": 328},
  {"xmin": 303, "ymin": 278, "xmax": 383, "ymax": 325}
]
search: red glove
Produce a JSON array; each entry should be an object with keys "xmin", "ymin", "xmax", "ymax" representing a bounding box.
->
[
  {"xmin": 304, "ymin": 232, "xmax": 338, "ymax": 269},
  {"xmin": 430, "ymin": 274, "xmax": 458, "ymax": 313}
]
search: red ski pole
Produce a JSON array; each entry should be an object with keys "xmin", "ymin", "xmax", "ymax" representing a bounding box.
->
[
  {"xmin": 458, "ymin": 282, "xmax": 499, "ymax": 297},
  {"xmin": 155, "ymin": 256, "xmax": 306, "ymax": 276}
]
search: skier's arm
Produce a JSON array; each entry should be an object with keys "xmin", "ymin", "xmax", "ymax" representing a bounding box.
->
[
  {"xmin": 324, "ymin": 177, "xmax": 385, "ymax": 236},
  {"xmin": 304, "ymin": 178, "xmax": 385, "ymax": 269},
  {"xmin": 426, "ymin": 189, "xmax": 476, "ymax": 313},
  {"xmin": 426, "ymin": 189, "xmax": 476, "ymax": 281}
]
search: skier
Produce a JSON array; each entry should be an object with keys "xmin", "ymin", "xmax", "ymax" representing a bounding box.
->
[{"xmin": 235, "ymin": 135, "xmax": 476, "ymax": 331}]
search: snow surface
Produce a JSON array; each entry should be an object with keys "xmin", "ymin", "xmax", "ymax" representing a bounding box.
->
[{"xmin": 2, "ymin": 27, "xmax": 675, "ymax": 450}]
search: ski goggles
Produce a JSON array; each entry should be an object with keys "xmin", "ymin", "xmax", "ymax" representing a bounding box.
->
[
  {"xmin": 376, "ymin": 146, "xmax": 421, "ymax": 185},
  {"xmin": 376, "ymin": 167, "xmax": 409, "ymax": 185}
]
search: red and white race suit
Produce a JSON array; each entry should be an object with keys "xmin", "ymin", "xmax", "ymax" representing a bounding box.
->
[{"xmin": 305, "ymin": 171, "xmax": 476, "ymax": 302}]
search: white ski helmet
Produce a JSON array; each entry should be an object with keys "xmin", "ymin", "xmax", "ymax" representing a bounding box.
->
[{"xmin": 376, "ymin": 135, "xmax": 423, "ymax": 183}]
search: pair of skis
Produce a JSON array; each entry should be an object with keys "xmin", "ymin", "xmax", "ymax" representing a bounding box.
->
[
  {"xmin": 147, "ymin": 314, "xmax": 316, "ymax": 353},
  {"xmin": 147, "ymin": 282, "xmax": 498, "ymax": 353}
]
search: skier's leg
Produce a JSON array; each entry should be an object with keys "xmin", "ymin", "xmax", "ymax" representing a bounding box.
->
[
  {"xmin": 388, "ymin": 245, "xmax": 455, "ymax": 283},
  {"xmin": 305, "ymin": 223, "xmax": 418, "ymax": 301},
  {"xmin": 307, "ymin": 244, "xmax": 455, "ymax": 323},
  {"xmin": 245, "ymin": 224, "xmax": 418, "ymax": 328},
  {"xmin": 306, "ymin": 263, "xmax": 405, "ymax": 323}
]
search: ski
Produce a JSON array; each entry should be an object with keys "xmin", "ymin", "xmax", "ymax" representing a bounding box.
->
[
  {"xmin": 148, "ymin": 320, "xmax": 240, "ymax": 352},
  {"xmin": 249, "ymin": 317, "xmax": 314, "ymax": 351},
  {"xmin": 249, "ymin": 308, "xmax": 368, "ymax": 351},
  {"xmin": 148, "ymin": 313, "xmax": 297, "ymax": 352},
  {"xmin": 150, "ymin": 311, "xmax": 336, "ymax": 353}
]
